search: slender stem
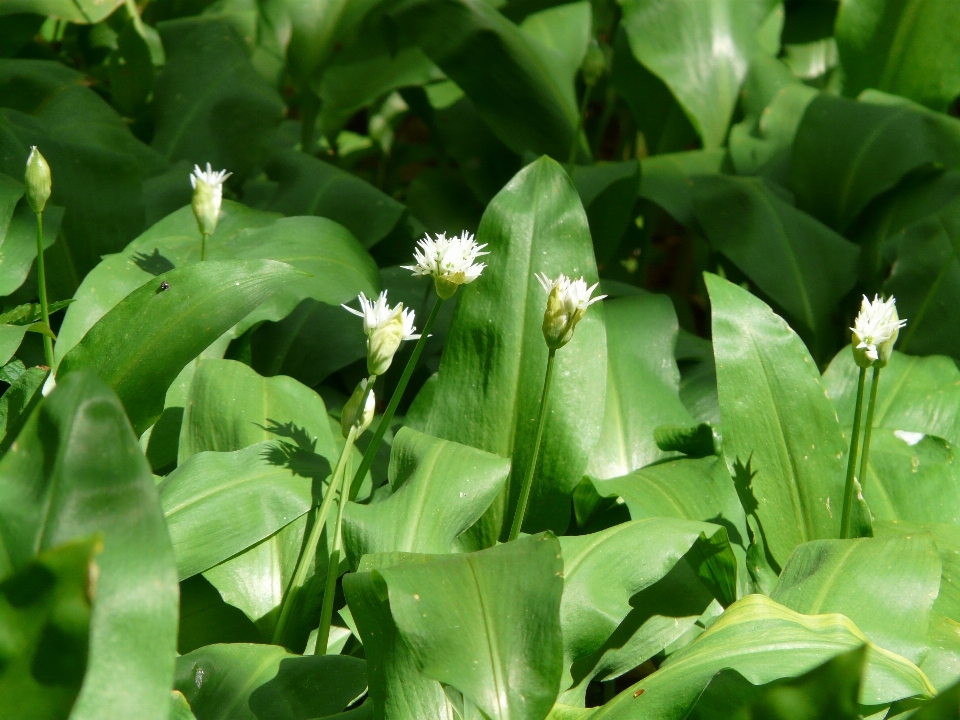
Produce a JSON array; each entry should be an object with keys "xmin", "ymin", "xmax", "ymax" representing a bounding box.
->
[
  {"xmin": 840, "ymin": 366, "xmax": 868, "ymax": 540},
  {"xmin": 272, "ymin": 426, "xmax": 357, "ymax": 646},
  {"xmin": 857, "ymin": 367, "xmax": 883, "ymax": 494},
  {"xmin": 200, "ymin": 232, "xmax": 209, "ymax": 261},
  {"xmin": 508, "ymin": 349, "xmax": 556, "ymax": 542},
  {"xmin": 348, "ymin": 294, "xmax": 444, "ymax": 499},
  {"xmin": 567, "ymin": 82, "xmax": 593, "ymax": 174},
  {"xmin": 35, "ymin": 212, "xmax": 54, "ymax": 369},
  {"xmin": 317, "ymin": 451, "xmax": 351, "ymax": 654}
]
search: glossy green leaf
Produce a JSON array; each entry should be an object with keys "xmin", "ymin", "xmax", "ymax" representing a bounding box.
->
[
  {"xmin": 152, "ymin": 18, "xmax": 285, "ymax": 179},
  {"xmin": 0, "ymin": 365, "xmax": 44, "ymax": 456},
  {"xmin": 0, "ymin": 371, "xmax": 179, "ymax": 720},
  {"xmin": 0, "ymin": 179, "xmax": 61, "ymax": 297},
  {"xmin": 170, "ymin": 690, "xmax": 197, "ymax": 720},
  {"xmin": 160, "ymin": 442, "xmax": 318, "ymax": 580},
  {"xmin": 425, "ymin": 156, "xmax": 606, "ymax": 538},
  {"xmin": 558, "ymin": 518, "xmax": 737, "ymax": 703},
  {"xmin": 619, "ymin": 0, "xmax": 780, "ymax": 149},
  {"xmin": 343, "ymin": 427, "xmax": 511, "ymax": 566},
  {"xmin": 176, "ymin": 574, "xmax": 260, "ymax": 654},
  {"xmin": 57, "ymin": 259, "xmax": 302, "ymax": 435},
  {"xmin": 823, "ymin": 349, "xmax": 960, "ymax": 449},
  {"xmin": 692, "ymin": 175, "xmax": 860, "ymax": 338},
  {"xmin": 0, "ymin": 0, "xmax": 124, "ymax": 23},
  {"xmin": 375, "ymin": 534, "xmax": 565, "ymax": 720},
  {"xmin": 835, "ymin": 0, "xmax": 960, "ymax": 113},
  {"xmin": 572, "ymin": 162, "xmax": 641, "ymax": 264},
  {"xmin": 174, "ymin": 643, "xmax": 367, "ymax": 720},
  {"xmin": 585, "ymin": 294, "xmax": 694, "ymax": 480},
  {"xmin": 706, "ymin": 273, "xmax": 846, "ymax": 567},
  {"xmin": 0, "ymin": 537, "xmax": 98, "ymax": 720},
  {"xmin": 592, "ymin": 595, "xmax": 934, "ymax": 720},
  {"xmin": 639, "ymin": 150, "xmax": 726, "ymax": 227},
  {"xmin": 790, "ymin": 93, "xmax": 960, "ymax": 232},
  {"xmin": 772, "ymin": 536, "xmax": 942, "ymax": 664}
]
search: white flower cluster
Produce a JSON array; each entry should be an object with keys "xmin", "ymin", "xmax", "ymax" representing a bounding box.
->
[
  {"xmin": 535, "ymin": 273, "xmax": 605, "ymax": 350},
  {"xmin": 403, "ymin": 231, "xmax": 488, "ymax": 298},
  {"xmin": 342, "ymin": 291, "xmax": 419, "ymax": 376},
  {"xmin": 851, "ymin": 294, "xmax": 906, "ymax": 368},
  {"xmin": 190, "ymin": 163, "xmax": 231, "ymax": 236}
]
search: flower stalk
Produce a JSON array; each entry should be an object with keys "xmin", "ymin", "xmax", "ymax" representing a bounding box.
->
[
  {"xmin": 857, "ymin": 366, "xmax": 883, "ymax": 493},
  {"xmin": 25, "ymin": 147, "xmax": 54, "ymax": 369},
  {"xmin": 839, "ymin": 366, "xmax": 867, "ymax": 540}
]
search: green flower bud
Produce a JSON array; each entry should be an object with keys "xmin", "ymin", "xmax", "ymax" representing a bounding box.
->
[
  {"xmin": 536, "ymin": 273, "xmax": 605, "ymax": 351},
  {"xmin": 190, "ymin": 163, "xmax": 231, "ymax": 237},
  {"xmin": 341, "ymin": 378, "xmax": 375, "ymax": 438},
  {"xmin": 25, "ymin": 146, "xmax": 51, "ymax": 214},
  {"xmin": 341, "ymin": 291, "xmax": 420, "ymax": 377},
  {"xmin": 581, "ymin": 40, "xmax": 607, "ymax": 87},
  {"xmin": 850, "ymin": 294, "xmax": 906, "ymax": 369}
]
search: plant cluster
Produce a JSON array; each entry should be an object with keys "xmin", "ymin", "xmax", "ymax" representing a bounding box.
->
[{"xmin": 2, "ymin": 1, "xmax": 960, "ymax": 720}]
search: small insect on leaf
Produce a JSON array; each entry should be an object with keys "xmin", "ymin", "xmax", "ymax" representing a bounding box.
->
[
  {"xmin": 157, "ymin": 281, "xmax": 170, "ymax": 293},
  {"xmin": 633, "ymin": 689, "xmax": 645, "ymax": 698}
]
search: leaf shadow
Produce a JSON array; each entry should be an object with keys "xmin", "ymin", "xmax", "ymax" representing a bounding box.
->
[
  {"xmin": 732, "ymin": 455, "xmax": 781, "ymax": 575},
  {"xmin": 257, "ymin": 419, "xmax": 332, "ymax": 502}
]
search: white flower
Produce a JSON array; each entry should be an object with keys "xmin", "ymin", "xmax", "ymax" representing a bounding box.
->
[
  {"xmin": 190, "ymin": 163, "xmax": 231, "ymax": 236},
  {"xmin": 851, "ymin": 294, "xmax": 906, "ymax": 368},
  {"xmin": 342, "ymin": 291, "xmax": 419, "ymax": 375},
  {"xmin": 403, "ymin": 231, "xmax": 488, "ymax": 299},
  {"xmin": 535, "ymin": 273, "xmax": 605, "ymax": 350},
  {"xmin": 341, "ymin": 377, "xmax": 376, "ymax": 437}
]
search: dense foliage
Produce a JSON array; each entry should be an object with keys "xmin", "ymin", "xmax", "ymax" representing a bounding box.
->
[{"xmin": 2, "ymin": 0, "xmax": 960, "ymax": 719}]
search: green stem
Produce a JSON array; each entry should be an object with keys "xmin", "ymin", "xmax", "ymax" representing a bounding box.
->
[
  {"xmin": 35, "ymin": 212, "xmax": 54, "ymax": 370},
  {"xmin": 349, "ymin": 294, "xmax": 444, "ymax": 499},
  {"xmin": 200, "ymin": 232, "xmax": 209, "ymax": 261},
  {"xmin": 840, "ymin": 366, "xmax": 867, "ymax": 539},
  {"xmin": 567, "ymin": 82, "xmax": 593, "ymax": 174},
  {"xmin": 317, "ymin": 451, "xmax": 352, "ymax": 654},
  {"xmin": 857, "ymin": 367, "xmax": 882, "ymax": 494},
  {"xmin": 272, "ymin": 426, "xmax": 357, "ymax": 646},
  {"xmin": 508, "ymin": 348, "xmax": 556, "ymax": 542}
]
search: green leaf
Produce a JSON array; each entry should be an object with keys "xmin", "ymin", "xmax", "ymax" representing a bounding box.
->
[
  {"xmin": 789, "ymin": 93, "xmax": 960, "ymax": 232},
  {"xmin": 0, "ymin": 537, "xmax": 99, "ymax": 720},
  {"xmin": 57, "ymin": 259, "xmax": 301, "ymax": 435},
  {"xmin": 585, "ymin": 294, "xmax": 694, "ymax": 480},
  {"xmin": 169, "ymin": 690, "xmax": 197, "ymax": 720},
  {"xmin": 692, "ymin": 175, "xmax": 860, "ymax": 339},
  {"xmin": 572, "ymin": 162, "xmax": 641, "ymax": 266},
  {"xmin": 0, "ymin": 299, "xmax": 72, "ymax": 326},
  {"xmin": 772, "ymin": 537, "xmax": 942, "ymax": 664},
  {"xmin": 0, "ymin": 176, "xmax": 62, "ymax": 297},
  {"xmin": 591, "ymin": 595, "xmax": 934, "ymax": 720},
  {"xmin": 343, "ymin": 427, "xmax": 510, "ymax": 566},
  {"xmin": 706, "ymin": 273, "xmax": 846, "ymax": 568},
  {"xmin": 654, "ymin": 422, "xmax": 719, "ymax": 458},
  {"xmin": 0, "ymin": 0, "xmax": 124, "ymax": 23},
  {"xmin": 835, "ymin": 0, "xmax": 960, "ymax": 113},
  {"xmin": 160, "ymin": 441, "xmax": 319, "ymax": 580},
  {"xmin": 174, "ymin": 644, "xmax": 368, "ymax": 720},
  {"xmin": 0, "ymin": 59, "xmax": 83, "ymax": 113},
  {"xmin": 619, "ymin": 0, "xmax": 779, "ymax": 149},
  {"xmin": 558, "ymin": 518, "xmax": 737, "ymax": 703},
  {"xmin": 0, "ymin": 324, "xmax": 28, "ymax": 366},
  {"xmin": 152, "ymin": 18, "xmax": 285, "ymax": 179},
  {"xmin": 639, "ymin": 150, "xmax": 725, "ymax": 228},
  {"xmin": 0, "ymin": 365, "xmax": 44, "ymax": 456},
  {"xmin": 386, "ymin": 0, "xmax": 580, "ymax": 159},
  {"xmin": 425, "ymin": 156, "xmax": 606, "ymax": 538},
  {"xmin": 176, "ymin": 574, "xmax": 260, "ymax": 654},
  {"xmin": 823, "ymin": 349, "xmax": 960, "ymax": 449},
  {"xmin": 0, "ymin": 371, "xmax": 179, "ymax": 720},
  {"xmin": 374, "ymin": 534, "xmax": 565, "ymax": 720}
]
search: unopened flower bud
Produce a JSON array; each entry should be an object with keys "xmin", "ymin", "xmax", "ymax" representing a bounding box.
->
[
  {"xmin": 851, "ymin": 294, "xmax": 906, "ymax": 369},
  {"xmin": 342, "ymin": 291, "xmax": 419, "ymax": 376},
  {"xmin": 190, "ymin": 163, "xmax": 231, "ymax": 236},
  {"xmin": 341, "ymin": 378, "xmax": 375, "ymax": 437},
  {"xmin": 25, "ymin": 146, "xmax": 51, "ymax": 214},
  {"xmin": 536, "ymin": 273, "xmax": 605, "ymax": 350},
  {"xmin": 581, "ymin": 40, "xmax": 607, "ymax": 87}
]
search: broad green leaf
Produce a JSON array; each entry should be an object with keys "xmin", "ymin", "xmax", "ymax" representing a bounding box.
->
[
  {"xmin": 0, "ymin": 0, "xmax": 123, "ymax": 23},
  {"xmin": 386, "ymin": 0, "xmax": 580, "ymax": 159},
  {"xmin": 790, "ymin": 93, "xmax": 960, "ymax": 232},
  {"xmin": 160, "ymin": 442, "xmax": 318, "ymax": 580},
  {"xmin": 823, "ymin": 349, "xmax": 960, "ymax": 449},
  {"xmin": 585, "ymin": 294, "xmax": 694, "ymax": 480},
  {"xmin": 912, "ymin": 676, "xmax": 960, "ymax": 718},
  {"xmin": 284, "ymin": 0, "xmax": 381, "ymax": 86},
  {"xmin": 343, "ymin": 427, "xmax": 511, "ymax": 566},
  {"xmin": 170, "ymin": 690, "xmax": 197, "ymax": 720},
  {"xmin": 572, "ymin": 162, "xmax": 641, "ymax": 265},
  {"xmin": 518, "ymin": 3, "xmax": 592, "ymax": 91},
  {"xmin": 174, "ymin": 644, "xmax": 368, "ymax": 720},
  {"xmin": 57, "ymin": 259, "xmax": 302, "ymax": 435},
  {"xmin": 591, "ymin": 595, "xmax": 934, "ymax": 720},
  {"xmin": 176, "ymin": 574, "xmax": 260, "ymax": 654},
  {"xmin": 0, "ymin": 365, "xmax": 44, "ymax": 456},
  {"xmin": 639, "ymin": 150, "xmax": 726, "ymax": 228},
  {"xmin": 0, "ymin": 180, "xmax": 62, "ymax": 297},
  {"xmin": 425, "ymin": 156, "xmax": 606, "ymax": 537},
  {"xmin": 692, "ymin": 175, "xmax": 859, "ymax": 339},
  {"xmin": 0, "ymin": 324, "xmax": 28, "ymax": 365},
  {"xmin": 0, "ymin": 58, "xmax": 83, "ymax": 113},
  {"xmin": 687, "ymin": 647, "xmax": 865, "ymax": 720},
  {"xmin": 882, "ymin": 194, "xmax": 960, "ymax": 359},
  {"xmin": 835, "ymin": 0, "xmax": 960, "ymax": 113},
  {"xmin": 619, "ymin": 0, "xmax": 779, "ymax": 149},
  {"xmin": 152, "ymin": 18, "xmax": 285, "ymax": 179},
  {"xmin": 0, "ymin": 371, "xmax": 179, "ymax": 720},
  {"xmin": 706, "ymin": 273, "xmax": 846, "ymax": 567},
  {"xmin": 376, "ymin": 534, "xmax": 565, "ymax": 720},
  {"xmin": 0, "ymin": 537, "xmax": 98, "ymax": 720},
  {"xmin": 558, "ymin": 518, "xmax": 737, "ymax": 703},
  {"xmin": 772, "ymin": 537, "xmax": 942, "ymax": 664}
]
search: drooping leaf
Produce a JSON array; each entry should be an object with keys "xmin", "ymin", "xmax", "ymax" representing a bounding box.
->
[
  {"xmin": 0, "ymin": 371, "xmax": 179, "ymax": 720},
  {"xmin": 705, "ymin": 273, "xmax": 846, "ymax": 567},
  {"xmin": 57, "ymin": 259, "xmax": 302, "ymax": 435},
  {"xmin": 342, "ymin": 426, "xmax": 511, "ymax": 566},
  {"xmin": 425, "ymin": 156, "xmax": 606, "ymax": 538}
]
